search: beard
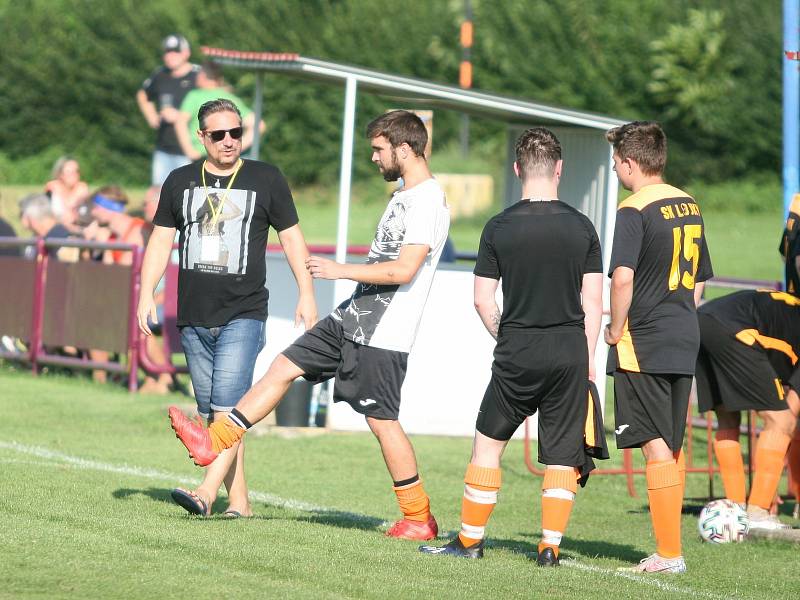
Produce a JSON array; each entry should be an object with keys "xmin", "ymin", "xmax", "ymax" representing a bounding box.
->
[{"xmin": 381, "ymin": 150, "xmax": 402, "ymax": 182}]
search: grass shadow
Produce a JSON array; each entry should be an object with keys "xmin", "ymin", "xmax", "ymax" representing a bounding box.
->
[
  {"xmin": 113, "ymin": 486, "xmax": 230, "ymax": 516},
  {"xmin": 291, "ymin": 509, "xmax": 386, "ymax": 532},
  {"xmin": 483, "ymin": 534, "xmax": 640, "ymax": 564},
  {"xmin": 561, "ymin": 538, "xmax": 642, "ymax": 563}
]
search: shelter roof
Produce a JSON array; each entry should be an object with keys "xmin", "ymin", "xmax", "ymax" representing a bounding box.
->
[{"xmin": 202, "ymin": 46, "xmax": 625, "ymax": 130}]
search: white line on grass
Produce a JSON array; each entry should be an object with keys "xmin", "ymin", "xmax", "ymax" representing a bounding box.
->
[
  {"xmin": 561, "ymin": 559, "xmax": 732, "ymax": 600},
  {"xmin": 0, "ymin": 440, "xmax": 382, "ymax": 524},
  {"xmin": 1, "ymin": 440, "xmax": 732, "ymax": 599}
]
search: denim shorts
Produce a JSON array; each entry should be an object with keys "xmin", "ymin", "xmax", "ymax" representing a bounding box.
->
[
  {"xmin": 151, "ymin": 150, "xmax": 191, "ymax": 186},
  {"xmin": 180, "ymin": 318, "xmax": 266, "ymax": 418}
]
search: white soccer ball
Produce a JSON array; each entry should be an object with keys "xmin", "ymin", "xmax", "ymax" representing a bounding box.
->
[{"xmin": 697, "ymin": 499, "xmax": 749, "ymax": 543}]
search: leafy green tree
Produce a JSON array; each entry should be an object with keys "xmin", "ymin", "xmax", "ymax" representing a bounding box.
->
[
  {"xmin": 0, "ymin": 0, "xmax": 784, "ymax": 186},
  {"xmin": 648, "ymin": 9, "xmax": 736, "ymax": 134}
]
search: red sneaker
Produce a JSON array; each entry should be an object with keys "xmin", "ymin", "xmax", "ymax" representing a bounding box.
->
[
  {"xmin": 168, "ymin": 406, "xmax": 218, "ymax": 467},
  {"xmin": 385, "ymin": 514, "xmax": 438, "ymax": 541}
]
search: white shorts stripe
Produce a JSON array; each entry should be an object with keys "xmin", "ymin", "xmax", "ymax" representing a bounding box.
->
[
  {"xmin": 542, "ymin": 488, "xmax": 575, "ymax": 501},
  {"xmin": 541, "ymin": 528, "xmax": 563, "ymax": 545},
  {"xmin": 464, "ymin": 484, "xmax": 497, "ymax": 505},
  {"xmin": 460, "ymin": 523, "xmax": 485, "ymax": 539}
]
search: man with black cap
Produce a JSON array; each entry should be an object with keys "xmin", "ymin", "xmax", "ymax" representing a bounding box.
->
[{"xmin": 136, "ymin": 34, "xmax": 200, "ymax": 186}]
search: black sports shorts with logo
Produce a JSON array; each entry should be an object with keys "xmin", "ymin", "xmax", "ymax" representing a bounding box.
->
[
  {"xmin": 612, "ymin": 371, "xmax": 692, "ymax": 452},
  {"xmin": 282, "ymin": 315, "xmax": 408, "ymax": 420},
  {"xmin": 695, "ymin": 313, "xmax": 787, "ymax": 413},
  {"xmin": 476, "ymin": 328, "xmax": 588, "ymax": 466}
]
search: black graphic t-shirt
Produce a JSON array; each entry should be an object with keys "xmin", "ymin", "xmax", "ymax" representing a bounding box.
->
[
  {"xmin": 141, "ymin": 65, "xmax": 200, "ymax": 154},
  {"xmin": 607, "ymin": 184, "xmax": 713, "ymax": 375},
  {"xmin": 474, "ymin": 200, "xmax": 602, "ymax": 332},
  {"xmin": 154, "ymin": 159, "xmax": 299, "ymax": 327}
]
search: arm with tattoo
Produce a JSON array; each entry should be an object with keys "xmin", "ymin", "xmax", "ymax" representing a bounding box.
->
[{"xmin": 474, "ymin": 275, "xmax": 501, "ymax": 340}]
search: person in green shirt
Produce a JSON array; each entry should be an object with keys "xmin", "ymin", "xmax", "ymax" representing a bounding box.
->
[{"xmin": 175, "ymin": 61, "xmax": 264, "ymax": 160}]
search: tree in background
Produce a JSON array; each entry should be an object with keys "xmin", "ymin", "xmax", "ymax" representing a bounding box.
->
[{"xmin": 0, "ymin": 0, "xmax": 783, "ymax": 187}]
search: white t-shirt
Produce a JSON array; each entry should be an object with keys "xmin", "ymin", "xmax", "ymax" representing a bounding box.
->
[{"xmin": 333, "ymin": 178, "xmax": 450, "ymax": 352}]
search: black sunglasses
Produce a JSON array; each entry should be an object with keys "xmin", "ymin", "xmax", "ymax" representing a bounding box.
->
[{"xmin": 204, "ymin": 127, "xmax": 243, "ymax": 142}]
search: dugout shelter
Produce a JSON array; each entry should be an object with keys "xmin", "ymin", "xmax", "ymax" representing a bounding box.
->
[{"xmin": 203, "ymin": 47, "xmax": 625, "ymax": 436}]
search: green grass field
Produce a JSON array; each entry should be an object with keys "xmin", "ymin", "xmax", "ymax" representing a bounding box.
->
[{"xmin": 0, "ymin": 368, "xmax": 798, "ymax": 599}]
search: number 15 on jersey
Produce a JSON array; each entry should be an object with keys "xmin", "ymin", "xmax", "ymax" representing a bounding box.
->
[{"xmin": 669, "ymin": 224, "xmax": 702, "ymax": 290}]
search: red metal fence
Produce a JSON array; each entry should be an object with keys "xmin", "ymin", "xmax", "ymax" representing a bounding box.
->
[{"xmin": 0, "ymin": 239, "xmax": 374, "ymax": 391}]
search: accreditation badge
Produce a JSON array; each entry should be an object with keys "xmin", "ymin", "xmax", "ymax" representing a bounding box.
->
[{"xmin": 200, "ymin": 235, "xmax": 221, "ymax": 262}]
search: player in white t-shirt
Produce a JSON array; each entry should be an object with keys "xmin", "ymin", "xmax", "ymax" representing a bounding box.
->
[{"xmin": 169, "ymin": 111, "xmax": 450, "ymax": 539}]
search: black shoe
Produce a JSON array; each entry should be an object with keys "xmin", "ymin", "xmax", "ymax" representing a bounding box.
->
[
  {"xmin": 536, "ymin": 547, "xmax": 560, "ymax": 567},
  {"xmin": 419, "ymin": 536, "xmax": 484, "ymax": 559}
]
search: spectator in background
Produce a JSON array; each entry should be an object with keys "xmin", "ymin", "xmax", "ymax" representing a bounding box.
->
[
  {"xmin": 44, "ymin": 156, "xmax": 89, "ymax": 227},
  {"xmin": 87, "ymin": 185, "xmax": 147, "ymax": 266},
  {"xmin": 19, "ymin": 193, "xmax": 72, "ymax": 246},
  {"xmin": 136, "ymin": 34, "xmax": 199, "ymax": 185},
  {"xmin": 81, "ymin": 186, "xmax": 145, "ymax": 384},
  {"xmin": 0, "ymin": 202, "xmax": 20, "ymax": 352},
  {"xmin": 140, "ymin": 184, "xmax": 175, "ymax": 395},
  {"xmin": 175, "ymin": 61, "xmax": 265, "ymax": 161},
  {"xmin": 0, "ymin": 204, "xmax": 17, "ymax": 256}
]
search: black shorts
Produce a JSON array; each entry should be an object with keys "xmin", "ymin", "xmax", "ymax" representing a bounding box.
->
[
  {"xmin": 695, "ymin": 313, "xmax": 787, "ymax": 413},
  {"xmin": 613, "ymin": 371, "xmax": 692, "ymax": 452},
  {"xmin": 476, "ymin": 329, "xmax": 589, "ymax": 466},
  {"xmin": 281, "ymin": 315, "xmax": 408, "ymax": 420}
]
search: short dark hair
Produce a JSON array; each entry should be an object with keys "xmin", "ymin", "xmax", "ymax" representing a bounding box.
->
[
  {"xmin": 514, "ymin": 127, "xmax": 561, "ymax": 179},
  {"xmin": 197, "ymin": 98, "xmax": 242, "ymax": 130},
  {"xmin": 366, "ymin": 110, "xmax": 427, "ymax": 158},
  {"xmin": 605, "ymin": 121, "xmax": 667, "ymax": 176},
  {"xmin": 200, "ymin": 61, "xmax": 223, "ymax": 82}
]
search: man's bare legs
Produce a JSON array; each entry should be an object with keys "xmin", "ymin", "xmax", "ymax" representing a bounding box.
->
[
  {"xmin": 366, "ymin": 417, "xmax": 420, "ymax": 481},
  {"xmin": 177, "ymin": 355, "xmax": 305, "ymax": 515},
  {"xmin": 234, "ymin": 354, "xmax": 305, "ymax": 425},
  {"xmin": 184, "ymin": 412, "xmax": 248, "ymax": 515}
]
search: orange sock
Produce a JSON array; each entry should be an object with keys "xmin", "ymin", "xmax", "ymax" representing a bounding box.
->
[
  {"xmin": 673, "ymin": 448, "xmax": 686, "ymax": 499},
  {"xmin": 393, "ymin": 478, "xmax": 431, "ymax": 522},
  {"xmin": 714, "ymin": 429, "xmax": 746, "ymax": 504},
  {"xmin": 748, "ymin": 430, "xmax": 791, "ymax": 510},
  {"xmin": 646, "ymin": 460, "xmax": 682, "ymax": 559},
  {"xmin": 787, "ymin": 431, "xmax": 800, "ymax": 503},
  {"xmin": 208, "ymin": 418, "xmax": 245, "ymax": 453},
  {"xmin": 539, "ymin": 467, "xmax": 578, "ymax": 558},
  {"xmin": 458, "ymin": 463, "xmax": 501, "ymax": 547}
]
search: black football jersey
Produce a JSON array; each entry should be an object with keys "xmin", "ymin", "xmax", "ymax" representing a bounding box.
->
[{"xmin": 607, "ymin": 184, "xmax": 713, "ymax": 374}]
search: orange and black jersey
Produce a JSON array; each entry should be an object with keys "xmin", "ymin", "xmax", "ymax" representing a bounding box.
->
[
  {"xmin": 778, "ymin": 196, "xmax": 800, "ymax": 295},
  {"xmin": 607, "ymin": 184, "xmax": 713, "ymax": 375},
  {"xmin": 699, "ymin": 290, "xmax": 800, "ymax": 391}
]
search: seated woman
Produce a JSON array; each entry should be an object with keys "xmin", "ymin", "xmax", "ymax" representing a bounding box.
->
[{"xmin": 45, "ymin": 156, "xmax": 89, "ymax": 228}]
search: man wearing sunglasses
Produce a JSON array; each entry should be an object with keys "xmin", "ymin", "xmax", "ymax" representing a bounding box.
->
[
  {"xmin": 137, "ymin": 34, "xmax": 200, "ymax": 186},
  {"xmin": 138, "ymin": 98, "xmax": 318, "ymax": 518}
]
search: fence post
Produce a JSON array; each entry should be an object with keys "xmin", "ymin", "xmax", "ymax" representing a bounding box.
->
[
  {"xmin": 29, "ymin": 238, "xmax": 47, "ymax": 375},
  {"xmin": 126, "ymin": 246, "xmax": 144, "ymax": 392}
]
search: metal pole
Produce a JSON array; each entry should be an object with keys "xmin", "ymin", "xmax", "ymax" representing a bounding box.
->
[
  {"xmin": 784, "ymin": 0, "xmax": 799, "ymax": 219},
  {"xmin": 127, "ymin": 246, "xmax": 143, "ymax": 392},
  {"xmin": 335, "ymin": 77, "xmax": 357, "ymax": 265},
  {"xmin": 250, "ymin": 72, "xmax": 264, "ymax": 160}
]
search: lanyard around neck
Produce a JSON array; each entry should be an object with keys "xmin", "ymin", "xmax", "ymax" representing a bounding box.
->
[{"xmin": 201, "ymin": 159, "xmax": 243, "ymax": 225}]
